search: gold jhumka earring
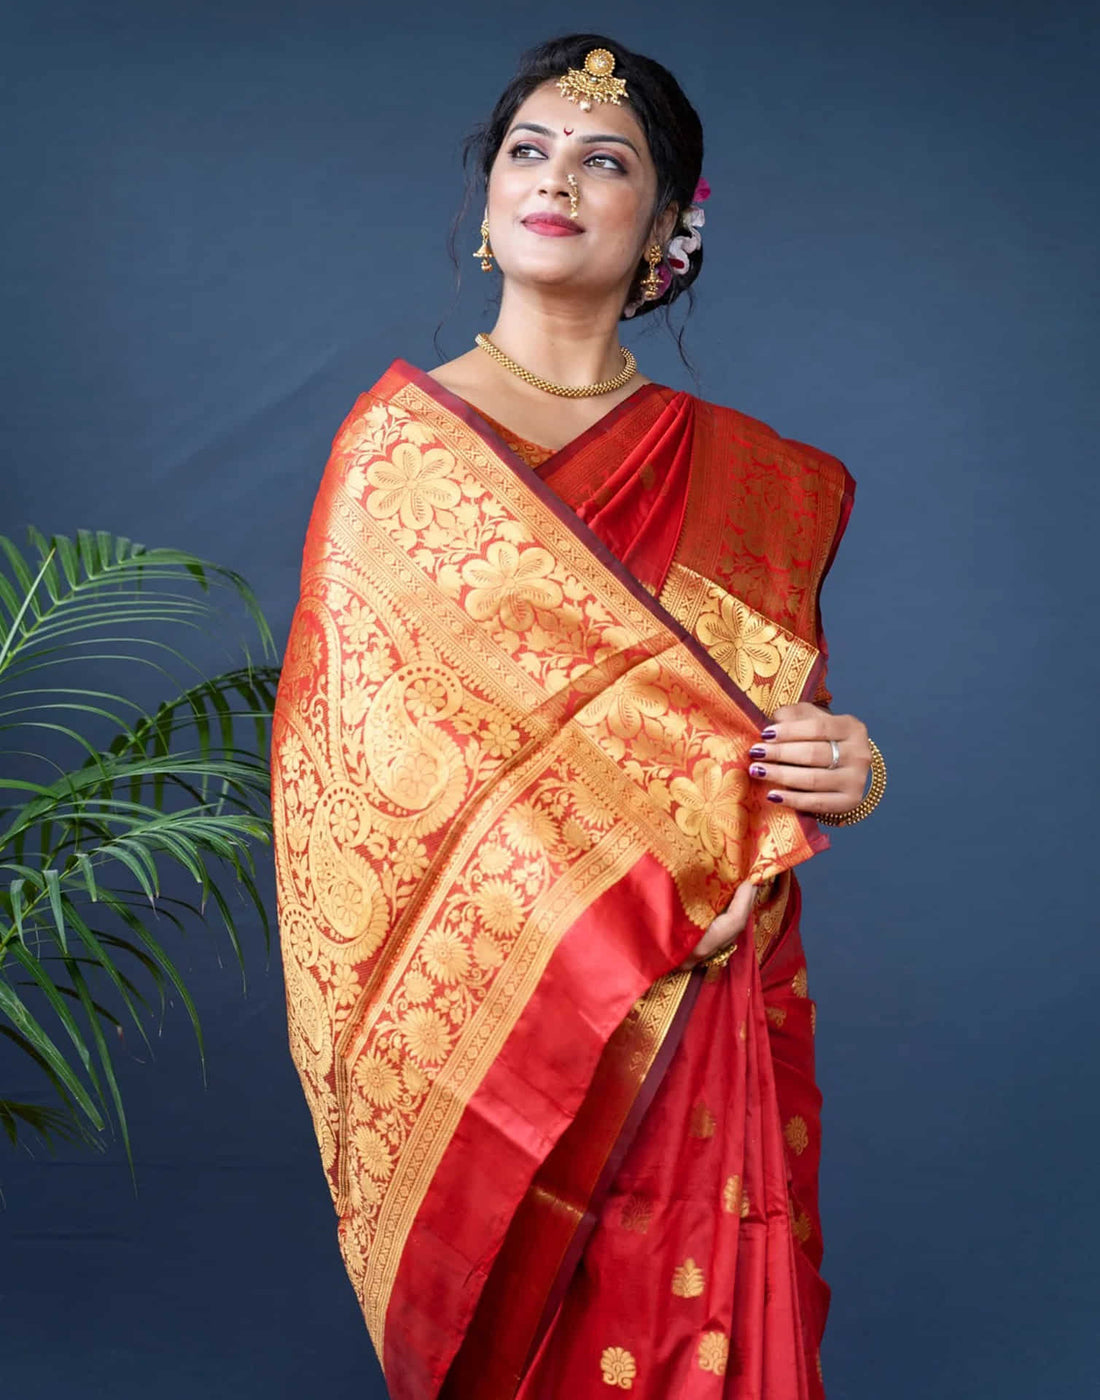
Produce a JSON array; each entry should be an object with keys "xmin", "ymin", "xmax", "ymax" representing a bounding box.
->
[
  {"xmin": 473, "ymin": 208, "xmax": 493, "ymax": 271},
  {"xmin": 641, "ymin": 242, "xmax": 664, "ymax": 300}
]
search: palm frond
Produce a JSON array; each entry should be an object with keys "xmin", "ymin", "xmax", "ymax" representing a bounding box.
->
[{"xmin": 0, "ymin": 528, "xmax": 280, "ymax": 1181}]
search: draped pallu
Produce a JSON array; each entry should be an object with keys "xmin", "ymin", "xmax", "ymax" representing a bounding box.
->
[{"xmin": 271, "ymin": 360, "xmax": 854, "ymax": 1398}]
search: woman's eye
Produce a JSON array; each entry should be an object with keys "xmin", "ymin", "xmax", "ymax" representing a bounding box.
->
[
  {"xmin": 509, "ymin": 142, "xmax": 544, "ymax": 159},
  {"xmin": 586, "ymin": 153, "xmax": 625, "ymax": 172}
]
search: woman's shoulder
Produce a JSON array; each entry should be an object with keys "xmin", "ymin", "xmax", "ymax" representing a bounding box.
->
[{"xmin": 682, "ymin": 389, "xmax": 856, "ymax": 495}]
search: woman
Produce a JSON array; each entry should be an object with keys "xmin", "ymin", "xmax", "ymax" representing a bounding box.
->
[{"xmin": 271, "ymin": 33, "xmax": 885, "ymax": 1400}]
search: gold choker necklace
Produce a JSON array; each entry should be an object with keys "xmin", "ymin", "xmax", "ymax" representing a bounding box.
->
[{"xmin": 474, "ymin": 333, "xmax": 637, "ymax": 398}]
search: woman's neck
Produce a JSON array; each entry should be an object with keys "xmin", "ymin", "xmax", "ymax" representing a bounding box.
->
[{"xmin": 488, "ymin": 283, "xmax": 630, "ymax": 387}]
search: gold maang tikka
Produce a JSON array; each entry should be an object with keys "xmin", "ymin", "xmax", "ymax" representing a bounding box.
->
[
  {"xmin": 556, "ymin": 47, "xmax": 628, "ymax": 112},
  {"xmin": 566, "ymin": 173, "xmax": 579, "ymax": 220},
  {"xmin": 473, "ymin": 207, "xmax": 493, "ymax": 271}
]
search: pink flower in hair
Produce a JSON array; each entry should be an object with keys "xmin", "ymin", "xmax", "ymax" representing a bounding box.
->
[{"xmin": 692, "ymin": 176, "xmax": 711, "ymax": 203}]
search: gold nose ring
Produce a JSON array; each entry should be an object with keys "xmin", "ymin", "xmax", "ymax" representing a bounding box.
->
[{"xmin": 567, "ymin": 173, "xmax": 580, "ymax": 219}]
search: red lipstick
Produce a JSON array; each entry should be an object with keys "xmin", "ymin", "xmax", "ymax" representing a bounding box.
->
[{"xmin": 522, "ymin": 211, "xmax": 584, "ymax": 236}]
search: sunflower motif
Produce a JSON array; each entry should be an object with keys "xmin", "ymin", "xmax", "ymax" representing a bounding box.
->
[
  {"xmin": 578, "ymin": 658, "xmax": 669, "ymax": 739},
  {"xmin": 697, "ymin": 594, "xmax": 782, "ymax": 691},
  {"xmin": 784, "ymin": 1115, "xmax": 810, "ymax": 1156},
  {"xmin": 501, "ymin": 801, "xmax": 557, "ymax": 857},
  {"xmin": 365, "ymin": 443, "xmax": 462, "ymax": 530},
  {"xmin": 461, "ymin": 542, "xmax": 564, "ymax": 631},
  {"xmin": 401, "ymin": 1006, "xmax": 452, "ymax": 1063},
  {"xmin": 353, "ymin": 1125, "xmax": 393, "ymax": 1180},
  {"xmin": 421, "ymin": 928, "xmax": 469, "ymax": 985},
  {"xmin": 670, "ymin": 758, "xmax": 746, "ymax": 859},
  {"xmin": 354, "ymin": 1052, "xmax": 401, "ymax": 1107},
  {"xmin": 599, "ymin": 1346, "xmax": 637, "ymax": 1389},
  {"xmin": 697, "ymin": 1331, "xmax": 729, "ymax": 1375},
  {"xmin": 472, "ymin": 878, "xmax": 525, "ymax": 936}
]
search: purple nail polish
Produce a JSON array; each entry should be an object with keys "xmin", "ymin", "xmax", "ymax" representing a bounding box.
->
[
  {"xmin": 750, "ymin": 763, "xmax": 767, "ymax": 778},
  {"xmin": 766, "ymin": 791, "xmax": 784, "ymax": 803},
  {"xmin": 748, "ymin": 745, "xmax": 766, "ymax": 758},
  {"xmin": 761, "ymin": 727, "xmax": 777, "ymax": 741}
]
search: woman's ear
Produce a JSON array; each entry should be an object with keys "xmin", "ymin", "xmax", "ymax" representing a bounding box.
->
[{"xmin": 655, "ymin": 203, "xmax": 680, "ymax": 248}]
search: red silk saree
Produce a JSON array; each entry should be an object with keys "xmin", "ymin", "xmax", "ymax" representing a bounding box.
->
[{"xmin": 271, "ymin": 359, "xmax": 855, "ymax": 1398}]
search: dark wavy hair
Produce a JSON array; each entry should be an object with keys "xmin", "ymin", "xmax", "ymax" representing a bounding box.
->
[{"xmin": 436, "ymin": 34, "xmax": 705, "ymax": 370}]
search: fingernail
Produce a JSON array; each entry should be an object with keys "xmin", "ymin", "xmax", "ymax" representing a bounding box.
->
[
  {"xmin": 766, "ymin": 791, "xmax": 784, "ymax": 803},
  {"xmin": 750, "ymin": 764, "xmax": 767, "ymax": 778},
  {"xmin": 761, "ymin": 727, "xmax": 777, "ymax": 740},
  {"xmin": 748, "ymin": 745, "xmax": 766, "ymax": 758}
]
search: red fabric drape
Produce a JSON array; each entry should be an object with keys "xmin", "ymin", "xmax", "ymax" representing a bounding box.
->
[{"xmin": 441, "ymin": 381, "xmax": 848, "ymax": 1397}]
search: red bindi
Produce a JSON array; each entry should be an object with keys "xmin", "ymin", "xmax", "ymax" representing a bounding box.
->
[{"xmin": 563, "ymin": 126, "xmax": 574, "ymax": 135}]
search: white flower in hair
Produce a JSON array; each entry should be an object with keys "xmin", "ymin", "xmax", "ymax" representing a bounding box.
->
[{"xmin": 665, "ymin": 203, "xmax": 705, "ymax": 276}]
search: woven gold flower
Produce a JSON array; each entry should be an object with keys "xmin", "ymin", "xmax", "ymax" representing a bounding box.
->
[
  {"xmin": 784, "ymin": 1115, "xmax": 810, "ymax": 1156},
  {"xmin": 697, "ymin": 1331, "xmax": 729, "ymax": 1375},
  {"xmin": 697, "ymin": 593, "xmax": 782, "ymax": 690},
  {"xmin": 670, "ymin": 757, "xmax": 747, "ymax": 859},
  {"xmin": 722, "ymin": 1175, "xmax": 743, "ymax": 1215},
  {"xmin": 619, "ymin": 1194, "xmax": 652, "ymax": 1234},
  {"xmin": 401, "ymin": 1007, "xmax": 451, "ymax": 1063},
  {"xmin": 671, "ymin": 1258, "xmax": 705, "ymax": 1298},
  {"xmin": 599, "ymin": 1346, "xmax": 637, "ymax": 1389},
  {"xmin": 462, "ymin": 541, "xmax": 563, "ymax": 630},
  {"xmin": 365, "ymin": 443, "xmax": 461, "ymax": 530}
]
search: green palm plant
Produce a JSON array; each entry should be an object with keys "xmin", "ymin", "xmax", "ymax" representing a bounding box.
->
[{"xmin": 0, "ymin": 528, "xmax": 280, "ymax": 1186}]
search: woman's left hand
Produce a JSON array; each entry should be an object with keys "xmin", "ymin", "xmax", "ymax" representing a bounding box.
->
[{"xmin": 747, "ymin": 703, "xmax": 871, "ymax": 816}]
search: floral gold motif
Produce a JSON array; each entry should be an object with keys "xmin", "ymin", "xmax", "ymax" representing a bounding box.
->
[
  {"xmin": 784, "ymin": 1115, "xmax": 810, "ymax": 1156},
  {"xmin": 671, "ymin": 1257, "xmax": 706, "ymax": 1298},
  {"xmin": 689, "ymin": 1101, "xmax": 716, "ymax": 1138},
  {"xmin": 697, "ymin": 1331, "xmax": 730, "ymax": 1375},
  {"xmin": 620, "ymin": 1194, "xmax": 653, "ymax": 1234},
  {"xmin": 271, "ymin": 379, "xmax": 824, "ymax": 1359},
  {"xmin": 792, "ymin": 965, "xmax": 808, "ymax": 997},
  {"xmin": 600, "ymin": 1346, "xmax": 637, "ymax": 1388},
  {"xmin": 721, "ymin": 1174, "xmax": 743, "ymax": 1215}
]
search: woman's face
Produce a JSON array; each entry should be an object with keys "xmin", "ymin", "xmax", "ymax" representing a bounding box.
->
[{"xmin": 486, "ymin": 80, "xmax": 676, "ymax": 306}]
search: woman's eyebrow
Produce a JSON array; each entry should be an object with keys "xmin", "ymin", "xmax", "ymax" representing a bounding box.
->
[{"xmin": 506, "ymin": 121, "xmax": 640, "ymax": 157}]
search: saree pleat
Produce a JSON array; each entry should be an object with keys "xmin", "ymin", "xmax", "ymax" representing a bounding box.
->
[{"xmin": 271, "ymin": 358, "xmax": 852, "ymax": 1400}]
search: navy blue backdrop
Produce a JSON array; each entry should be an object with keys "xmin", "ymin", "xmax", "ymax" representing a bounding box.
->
[{"xmin": 2, "ymin": 2, "xmax": 1097, "ymax": 1396}]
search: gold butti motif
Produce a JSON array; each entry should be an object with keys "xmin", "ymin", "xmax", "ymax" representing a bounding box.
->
[
  {"xmin": 784, "ymin": 1115, "xmax": 810, "ymax": 1156},
  {"xmin": 600, "ymin": 1345, "xmax": 638, "ymax": 1389},
  {"xmin": 273, "ymin": 381, "xmax": 820, "ymax": 1357},
  {"xmin": 671, "ymin": 1257, "xmax": 706, "ymax": 1298},
  {"xmin": 697, "ymin": 1331, "xmax": 730, "ymax": 1375}
]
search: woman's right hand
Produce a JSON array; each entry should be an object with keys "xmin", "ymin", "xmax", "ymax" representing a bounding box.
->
[{"xmin": 677, "ymin": 878, "xmax": 757, "ymax": 971}]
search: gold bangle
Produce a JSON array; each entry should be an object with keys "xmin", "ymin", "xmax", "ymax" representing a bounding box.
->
[
  {"xmin": 818, "ymin": 737, "xmax": 887, "ymax": 826},
  {"xmin": 703, "ymin": 940, "xmax": 738, "ymax": 970}
]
